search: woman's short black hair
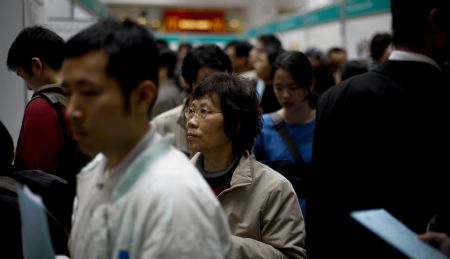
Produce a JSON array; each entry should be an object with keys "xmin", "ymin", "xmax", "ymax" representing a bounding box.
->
[
  {"xmin": 270, "ymin": 51, "xmax": 315, "ymax": 108},
  {"xmin": 191, "ymin": 72, "xmax": 262, "ymax": 155}
]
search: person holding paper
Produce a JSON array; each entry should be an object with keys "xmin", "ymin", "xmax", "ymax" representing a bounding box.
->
[
  {"xmin": 62, "ymin": 20, "xmax": 233, "ymax": 259},
  {"xmin": 419, "ymin": 232, "xmax": 450, "ymax": 257},
  {"xmin": 307, "ymin": 0, "xmax": 450, "ymax": 258}
]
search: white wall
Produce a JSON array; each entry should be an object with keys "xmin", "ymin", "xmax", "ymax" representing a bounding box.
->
[
  {"xmin": 304, "ymin": 21, "xmax": 343, "ymax": 52},
  {"xmin": 344, "ymin": 13, "xmax": 391, "ymax": 59},
  {"xmin": 277, "ymin": 29, "xmax": 307, "ymax": 51},
  {"xmin": 276, "ymin": 13, "xmax": 391, "ymax": 59},
  {"xmin": 47, "ymin": 0, "xmax": 71, "ymax": 18},
  {"xmin": 0, "ymin": 0, "xmax": 27, "ymax": 144}
]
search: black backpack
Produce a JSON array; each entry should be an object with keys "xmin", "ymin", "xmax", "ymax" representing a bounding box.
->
[
  {"xmin": 28, "ymin": 87, "xmax": 90, "ymax": 189},
  {"xmin": 0, "ymin": 170, "xmax": 73, "ymax": 257}
]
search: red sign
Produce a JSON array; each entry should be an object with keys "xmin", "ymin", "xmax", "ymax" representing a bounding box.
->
[{"xmin": 164, "ymin": 9, "xmax": 225, "ymax": 33}]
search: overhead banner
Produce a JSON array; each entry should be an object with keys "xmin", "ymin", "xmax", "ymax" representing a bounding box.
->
[{"xmin": 164, "ymin": 9, "xmax": 225, "ymax": 33}]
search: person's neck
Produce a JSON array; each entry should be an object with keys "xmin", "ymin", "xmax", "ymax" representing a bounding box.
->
[
  {"xmin": 280, "ymin": 107, "xmax": 315, "ymax": 124},
  {"xmin": 33, "ymin": 71, "xmax": 61, "ymax": 91},
  {"xmin": 395, "ymin": 45, "xmax": 442, "ymax": 67},
  {"xmin": 202, "ymin": 145, "xmax": 234, "ymax": 172},
  {"xmin": 104, "ymin": 123, "xmax": 149, "ymax": 170}
]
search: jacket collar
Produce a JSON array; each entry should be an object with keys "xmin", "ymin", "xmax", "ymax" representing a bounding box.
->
[{"xmin": 191, "ymin": 151, "xmax": 254, "ymax": 188}]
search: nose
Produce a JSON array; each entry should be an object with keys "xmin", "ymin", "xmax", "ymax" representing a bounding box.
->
[
  {"xmin": 186, "ymin": 114, "xmax": 199, "ymax": 129},
  {"xmin": 282, "ymin": 88, "xmax": 291, "ymax": 99},
  {"xmin": 66, "ymin": 93, "xmax": 82, "ymax": 122}
]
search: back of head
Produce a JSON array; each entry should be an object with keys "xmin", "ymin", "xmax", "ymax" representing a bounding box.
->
[
  {"xmin": 391, "ymin": 0, "xmax": 450, "ymax": 49},
  {"xmin": 158, "ymin": 46, "xmax": 177, "ymax": 78},
  {"xmin": 181, "ymin": 44, "xmax": 232, "ymax": 86},
  {"xmin": 257, "ymin": 34, "xmax": 282, "ymax": 51},
  {"xmin": 7, "ymin": 26, "xmax": 64, "ymax": 74},
  {"xmin": 370, "ymin": 33, "xmax": 392, "ymax": 62},
  {"xmin": 0, "ymin": 121, "xmax": 14, "ymax": 174},
  {"xmin": 192, "ymin": 73, "xmax": 262, "ymax": 154},
  {"xmin": 64, "ymin": 19, "xmax": 159, "ymax": 98},
  {"xmin": 227, "ymin": 41, "xmax": 253, "ymax": 58}
]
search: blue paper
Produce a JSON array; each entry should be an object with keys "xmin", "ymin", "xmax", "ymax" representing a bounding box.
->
[
  {"xmin": 17, "ymin": 185, "xmax": 55, "ymax": 259},
  {"xmin": 351, "ymin": 209, "xmax": 448, "ymax": 259}
]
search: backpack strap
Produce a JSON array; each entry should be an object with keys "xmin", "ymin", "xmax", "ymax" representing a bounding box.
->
[
  {"xmin": 37, "ymin": 92, "xmax": 70, "ymax": 148},
  {"xmin": 269, "ymin": 112, "xmax": 306, "ymax": 166}
]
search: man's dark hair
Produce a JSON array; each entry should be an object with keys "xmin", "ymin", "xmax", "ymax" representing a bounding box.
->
[
  {"xmin": 225, "ymin": 41, "xmax": 253, "ymax": 58},
  {"xmin": 391, "ymin": 0, "xmax": 450, "ymax": 48},
  {"xmin": 178, "ymin": 42, "xmax": 192, "ymax": 52},
  {"xmin": 158, "ymin": 47, "xmax": 177, "ymax": 78},
  {"xmin": 270, "ymin": 51, "xmax": 315, "ymax": 108},
  {"xmin": 192, "ymin": 72, "xmax": 262, "ymax": 155},
  {"xmin": 327, "ymin": 47, "xmax": 346, "ymax": 57},
  {"xmin": 181, "ymin": 44, "xmax": 232, "ymax": 87},
  {"xmin": 64, "ymin": 19, "xmax": 159, "ymax": 108},
  {"xmin": 7, "ymin": 26, "xmax": 64, "ymax": 74},
  {"xmin": 257, "ymin": 34, "xmax": 282, "ymax": 51},
  {"xmin": 370, "ymin": 33, "xmax": 392, "ymax": 61}
]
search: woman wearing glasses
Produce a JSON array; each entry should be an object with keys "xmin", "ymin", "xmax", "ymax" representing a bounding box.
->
[{"xmin": 186, "ymin": 72, "xmax": 306, "ymax": 259}]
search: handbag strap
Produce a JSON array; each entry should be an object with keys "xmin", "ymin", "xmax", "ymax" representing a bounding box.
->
[{"xmin": 269, "ymin": 112, "xmax": 306, "ymax": 166}]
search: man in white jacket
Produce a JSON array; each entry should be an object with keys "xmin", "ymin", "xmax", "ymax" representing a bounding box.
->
[{"xmin": 61, "ymin": 19, "xmax": 233, "ymax": 259}]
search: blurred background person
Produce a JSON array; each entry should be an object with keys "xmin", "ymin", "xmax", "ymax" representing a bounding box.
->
[
  {"xmin": 326, "ymin": 46, "xmax": 347, "ymax": 83},
  {"xmin": 253, "ymin": 34, "xmax": 284, "ymax": 113},
  {"xmin": 369, "ymin": 32, "xmax": 393, "ymax": 70},
  {"xmin": 150, "ymin": 46, "xmax": 186, "ymax": 119},
  {"xmin": 224, "ymin": 40, "xmax": 254, "ymax": 77},
  {"xmin": 305, "ymin": 47, "xmax": 336, "ymax": 100}
]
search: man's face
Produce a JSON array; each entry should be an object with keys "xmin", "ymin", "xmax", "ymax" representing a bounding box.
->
[{"xmin": 61, "ymin": 50, "xmax": 137, "ymax": 157}]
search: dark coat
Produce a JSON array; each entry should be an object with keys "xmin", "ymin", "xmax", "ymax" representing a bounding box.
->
[{"xmin": 306, "ymin": 60, "xmax": 450, "ymax": 258}]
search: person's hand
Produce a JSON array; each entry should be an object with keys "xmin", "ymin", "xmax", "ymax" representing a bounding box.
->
[{"xmin": 418, "ymin": 232, "xmax": 450, "ymax": 257}]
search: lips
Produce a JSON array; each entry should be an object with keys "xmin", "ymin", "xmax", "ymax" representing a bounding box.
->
[
  {"xmin": 186, "ymin": 132, "xmax": 199, "ymax": 140},
  {"xmin": 282, "ymin": 102, "xmax": 293, "ymax": 107},
  {"xmin": 71, "ymin": 128, "xmax": 87, "ymax": 141}
]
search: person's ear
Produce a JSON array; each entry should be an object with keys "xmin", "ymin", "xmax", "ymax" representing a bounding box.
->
[
  {"xmin": 31, "ymin": 57, "xmax": 43, "ymax": 75},
  {"xmin": 133, "ymin": 80, "xmax": 158, "ymax": 115}
]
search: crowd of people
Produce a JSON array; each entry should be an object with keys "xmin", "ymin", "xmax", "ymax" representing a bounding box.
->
[{"xmin": 1, "ymin": 0, "xmax": 449, "ymax": 258}]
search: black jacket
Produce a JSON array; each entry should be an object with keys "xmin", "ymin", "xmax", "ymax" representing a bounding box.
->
[{"xmin": 306, "ymin": 60, "xmax": 450, "ymax": 258}]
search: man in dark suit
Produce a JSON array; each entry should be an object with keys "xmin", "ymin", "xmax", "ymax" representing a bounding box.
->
[{"xmin": 306, "ymin": 0, "xmax": 450, "ymax": 258}]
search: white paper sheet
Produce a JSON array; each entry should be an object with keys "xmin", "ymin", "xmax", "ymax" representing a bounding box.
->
[
  {"xmin": 17, "ymin": 185, "xmax": 55, "ymax": 259},
  {"xmin": 351, "ymin": 209, "xmax": 448, "ymax": 259}
]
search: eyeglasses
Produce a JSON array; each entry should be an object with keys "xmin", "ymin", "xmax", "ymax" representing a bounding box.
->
[{"xmin": 184, "ymin": 106, "xmax": 222, "ymax": 120}]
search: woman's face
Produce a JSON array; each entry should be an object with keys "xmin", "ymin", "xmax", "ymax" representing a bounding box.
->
[
  {"xmin": 273, "ymin": 68, "xmax": 310, "ymax": 114},
  {"xmin": 186, "ymin": 95, "xmax": 232, "ymax": 155}
]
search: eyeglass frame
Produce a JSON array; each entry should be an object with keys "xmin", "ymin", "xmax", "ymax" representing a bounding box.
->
[{"xmin": 184, "ymin": 105, "xmax": 222, "ymax": 120}]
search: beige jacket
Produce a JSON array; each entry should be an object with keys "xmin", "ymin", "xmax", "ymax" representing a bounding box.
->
[
  {"xmin": 151, "ymin": 104, "xmax": 189, "ymax": 155},
  {"xmin": 192, "ymin": 152, "xmax": 306, "ymax": 259}
]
